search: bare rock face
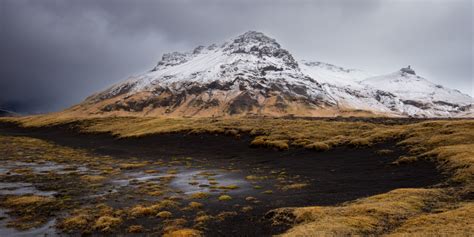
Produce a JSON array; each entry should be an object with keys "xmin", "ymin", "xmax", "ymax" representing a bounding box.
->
[
  {"xmin": 74, "ymin": 31, "xmax": 473, "ymax": 118},
  {"xmin": 223, "ymin": 31, "xmax": 299, "ymax": 69},
  {"xmin": 400, "ymin": 65, "xmax": 416, "ymax": 75}
]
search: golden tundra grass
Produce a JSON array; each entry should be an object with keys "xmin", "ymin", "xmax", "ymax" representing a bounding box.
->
[
  {"xmin": 1, "ymin": 115, "xmax": 474, "ymax": 236},
  {"xmin": 4, "ymin": 195, "xmax": 55, "ymax": 207}
]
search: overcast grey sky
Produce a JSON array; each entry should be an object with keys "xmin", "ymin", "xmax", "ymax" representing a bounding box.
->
[{"xmin": 0, "ymin": 0, "xmax": 472, "ymax": 113}]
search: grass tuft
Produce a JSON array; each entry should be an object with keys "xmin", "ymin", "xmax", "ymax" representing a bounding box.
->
[
  {"xmin": 280, "ymin": 183, "xmax": 309, "ymax": 191},
  {"xmin": 60, "ymin": 214, "xmax": 89, "ymax": 231},
  {"xmin": 218, "ymin": 195, "xmax": 232, "ymax": 201},
  {"xmin": 305, "ymin": 142, "xmax": 330, "ymax": 151},
  {"xmin": 93, "ymin": 215, "xmax": 122, "ymax": 232},
  {"xmin": 127, "ymin": 225, "xmax": 144, "ymax": 233},
  {"xmin": 4, "ymin": 195, "xmax": 54, "ymax": 207},
  {"xmin": 80, "ymin": 175, "xmax": 106, "ymax": 183},
  {"xmin": 190, "ymin": 192, "xmax": 210, "ymax": 199},
  {"xmin": 392, "ymin": 156, "xmax": 418, "ymax": 165},
  {"xmin": 188, "ymin": 202, "xmax": 203, "ymax": 209},
  {"xmin": 163, "ymin": 228, "xmax": 201, "ymax": 237},
  {"xmin": 157, "ymin": 211, "xmax": 173, "ymax": 218}
]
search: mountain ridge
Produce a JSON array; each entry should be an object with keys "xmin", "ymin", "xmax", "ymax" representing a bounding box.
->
[
  {"xmin": 0, "ymin": 108, "xmax": 19, "ymax": 117},
  {"xmin": 72, "ymin": 31, "xmax": 473, "ymax": 118}
]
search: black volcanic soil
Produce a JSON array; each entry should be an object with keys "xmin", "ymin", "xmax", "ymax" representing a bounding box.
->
[{"xmin": 0, "ymin": 122, "xmax": 445, "ymax": 236}]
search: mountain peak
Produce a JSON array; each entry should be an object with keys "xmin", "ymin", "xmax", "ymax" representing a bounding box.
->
[
  {"xmin": 152, "ymin": 31, "xmax": 296, "ymax": 71},
  {"xmin": 400, "ymin": 65, "xmax": 416, "ymax": 75},
  {"xmin": 224, "ymin": 31, "xmax": 281, "ymax": 52},
  {"xmin": 222, "ymin": 31, "xmax": 298, "ymax": 69},
  {"xmin": 233, "ymin": 31, "xmax": 278, "ymax": 44}
]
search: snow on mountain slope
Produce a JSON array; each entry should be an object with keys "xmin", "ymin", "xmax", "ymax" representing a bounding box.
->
[
  {"xmin": 300, "ymin": 60, "xmax": 374, "ymax": 88},
  {"xmin": 73, "ymin": 31, "xmax": 473, "ymax": 118},
  {"xmin": 299, "ymin": 62, "xmax": 473, "ymax": 117},
  {"xmin": 360, "ymin": 70, "xmax": 473, "ymax": 117},
  {"xmin": 95, "ymin": 31, "xmax": 325, "ymax": 99},
  {"xmin": 362, "ymin": 71, "xmax": 471, "ymax": 105},
  {"xmin": 300, "ymin": 61, "xmax": 402, "ymax": 115}
]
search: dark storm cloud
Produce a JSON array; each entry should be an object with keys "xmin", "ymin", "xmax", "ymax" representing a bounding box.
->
[{"xmin": 0, "ymin": 0, "xmax": 472, "ymax": 113}]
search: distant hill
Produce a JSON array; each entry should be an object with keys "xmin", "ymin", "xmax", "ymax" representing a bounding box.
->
[{"xmin": 0, "ymin": 108, "xmax": 19, "ymax": 117}]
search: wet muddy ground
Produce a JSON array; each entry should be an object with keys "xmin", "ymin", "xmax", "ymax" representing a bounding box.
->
[{"xmin": 0, "ymin": 123, "xmax": 444, "ymax": 236}]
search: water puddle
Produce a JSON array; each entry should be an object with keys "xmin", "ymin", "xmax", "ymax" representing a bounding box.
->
[
  {"xmin": 0, "ymin": 182, "xmax": 56, "ymax": 196},
  {"xmin": 111, "ymin": 170, "xmax": 166, "ymax": 187},
  {"xmin": 111, "ymin": 167, "xmax": 252, "ymax": 195},
  {"xmin": 170, "ymin": 170, "xmax": 252, "ymax": 194},
  {"xmin": 0, "ymin": 160, "xmax": 89, "ymax": 176},
  {"xmin": 0, "ymin": 167, "xmax": 8, "ymax": 175},
  {"xmin": 0, "ymin": 209, "xmax": 58, "ymax": 237}
]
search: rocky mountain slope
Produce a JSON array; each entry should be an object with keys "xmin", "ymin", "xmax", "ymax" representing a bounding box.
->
[{"xmin": 71, "ymin": 31, "xmax": 473, "ymax": 118}]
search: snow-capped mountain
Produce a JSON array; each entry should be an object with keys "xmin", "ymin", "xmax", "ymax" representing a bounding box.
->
[{"xmin": 73, "ymin": 31, "xmax": 473, "ymax": 118}]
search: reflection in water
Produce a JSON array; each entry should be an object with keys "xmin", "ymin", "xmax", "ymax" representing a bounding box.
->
[
  {"xmin": 0, "ymin": 182, "xmax": 56, "ymax": 196},
  {"xmin": 170, "ymin": 170, "xmax": 251, "ymax": 194},
  {"xmin": 112, "ymin": 168, "xmax": 251, "ymax": 195},
  {"xmin": 0, "ymin": 161, "xmax": 88, "ymax": 175}
]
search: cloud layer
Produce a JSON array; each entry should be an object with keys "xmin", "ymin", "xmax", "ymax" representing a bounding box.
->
[{"xmin": 0, "ymin": 0, "xmax": 472, "ymax": 113}]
